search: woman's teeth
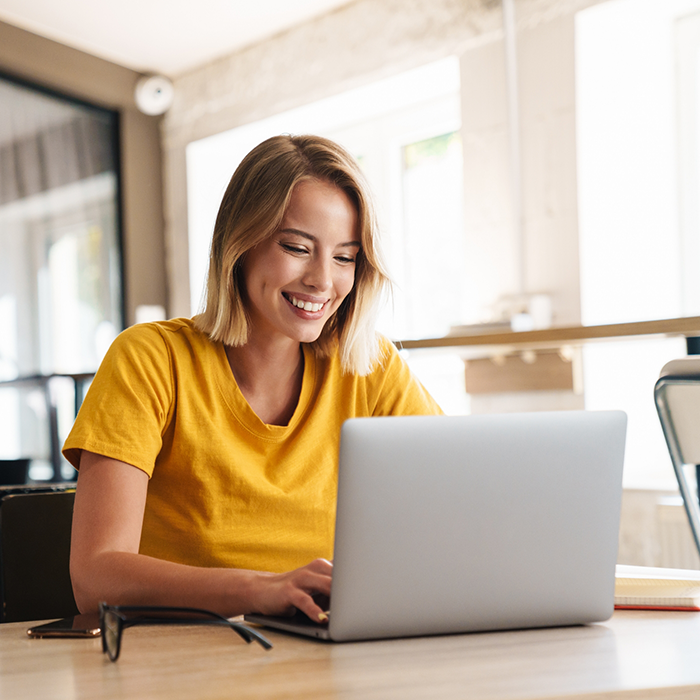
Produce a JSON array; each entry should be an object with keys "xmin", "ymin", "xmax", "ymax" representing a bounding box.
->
[{"xmin": 289, "ymin": 295, "xmax": 325, "ymax": 312}]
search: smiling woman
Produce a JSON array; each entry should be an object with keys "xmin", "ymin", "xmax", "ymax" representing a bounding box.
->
[{"xmin": 62, "ymin": 134, "xmax": 442, "ymax": 624}]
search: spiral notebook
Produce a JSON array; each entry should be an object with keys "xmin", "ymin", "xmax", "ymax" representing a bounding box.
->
[{"xmin": 615, "ymin": 565, "xmax": 700, "ymax": 610}]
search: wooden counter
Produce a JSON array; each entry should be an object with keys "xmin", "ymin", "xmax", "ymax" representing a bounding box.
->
[
  {"xmin": 396, "ymin": 316, "xmax": 700, "ymax": 352},
  {"xmin": 2, "ymin": 610, "xmax": 700, "ymax": 699}
]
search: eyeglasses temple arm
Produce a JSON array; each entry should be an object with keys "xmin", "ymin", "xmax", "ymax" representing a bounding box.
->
[{"xmin": 228, "ymin": 621, "xmax": 273, "ymax": 650}]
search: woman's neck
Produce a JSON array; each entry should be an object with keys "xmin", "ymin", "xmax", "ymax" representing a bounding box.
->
[{"xmin": 224, "ymin": 336, "xmax": 305, "ymax": 427}]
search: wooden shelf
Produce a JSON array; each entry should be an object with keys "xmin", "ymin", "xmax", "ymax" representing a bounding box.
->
[{"xmin": 395, "ymin": 316, "xmax": 700, "ymax": 352}]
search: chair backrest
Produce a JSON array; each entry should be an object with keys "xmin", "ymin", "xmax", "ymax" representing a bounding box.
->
[
  {"xmin": 0, "ymin": 489, "xmax": 79, "ymax": 623},
  {"xmin": 0, "ymin": 459, "xmax": 30, "ymax": 486},
  {"xmin": 655, "ymin": 357, "xmax": 700, "ymax": 558}
]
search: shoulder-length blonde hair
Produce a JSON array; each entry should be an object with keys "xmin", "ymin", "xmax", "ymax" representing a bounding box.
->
[{"xmin": 194, "ymin": 134, "xmax": 391, "ymax": 375}]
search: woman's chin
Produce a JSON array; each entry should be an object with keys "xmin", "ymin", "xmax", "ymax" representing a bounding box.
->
[
  {"xmin": 296, "ymin": 328, "xmax": 324, "ymax": 345},
  {"xmin": 286, "ymin": 315, "xmax": 331, "ymax": 345}
]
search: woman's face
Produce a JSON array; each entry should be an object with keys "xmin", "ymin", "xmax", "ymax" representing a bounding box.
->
[{"xmin": 242, "ymin": 178, "xmax": 360, "ymax": 346}]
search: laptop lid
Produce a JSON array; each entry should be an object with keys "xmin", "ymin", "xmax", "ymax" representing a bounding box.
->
[{"xmin": 247, "ymin": 410, "xmax": 626, "ymax": 642}]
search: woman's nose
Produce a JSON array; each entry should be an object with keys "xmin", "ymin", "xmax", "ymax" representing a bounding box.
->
[{"xmin": 303, "ymin": 256, "xmax": 332, "ymax": 292}]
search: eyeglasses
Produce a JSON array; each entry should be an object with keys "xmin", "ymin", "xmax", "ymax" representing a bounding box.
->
[{"xmin": 98, "ymin": 603, "xmax": 273, "ymax": 661}]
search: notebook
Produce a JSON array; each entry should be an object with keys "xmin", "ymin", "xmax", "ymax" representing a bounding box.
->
[
  {"xmin": 615, "ymin": 564, "xmax": 700, "ymax": 610},
  {"xmin": 245, "ymin": 410, "xmax": 627, "ymax": 641}
]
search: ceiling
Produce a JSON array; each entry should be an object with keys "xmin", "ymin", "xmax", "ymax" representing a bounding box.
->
[{"xmin": 0, "ymin": 0, "xmax": 356, "ymax": 77}]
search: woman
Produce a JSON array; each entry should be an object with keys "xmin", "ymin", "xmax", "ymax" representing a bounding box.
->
[{"xmin": 64, "ymin": 135, "xmax": 441, "ymax": 623}]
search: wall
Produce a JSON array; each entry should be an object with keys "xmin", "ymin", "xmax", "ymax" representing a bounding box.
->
[{"xmin": 0, "ymin": 20, "xmax": 166, "ymax": 327}]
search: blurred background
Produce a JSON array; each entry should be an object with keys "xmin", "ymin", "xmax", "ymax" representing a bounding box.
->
[{"xmin": 1, "ymin": 0, "xmax": 700, "ymax": 566}]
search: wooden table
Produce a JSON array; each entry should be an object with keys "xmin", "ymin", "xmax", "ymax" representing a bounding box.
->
[{"xmin": 2, "ymin": 611, "xmax": 700, "ymax": 699}]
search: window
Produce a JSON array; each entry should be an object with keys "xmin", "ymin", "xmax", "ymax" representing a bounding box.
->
[
  {"xmin": 0, "ymin": 75, "xmax": 122, "ymax": 479},
  {"xmin": 399, "ymin": 131, "xmax": 465, "ymax": 339},
  {"xmin": 576, "ymin": 0, "xmax": 700, "ymax": 488}
]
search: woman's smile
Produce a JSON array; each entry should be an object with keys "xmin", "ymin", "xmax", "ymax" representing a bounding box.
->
[{"xmin": 283, "ymin": 292, "xmax": 328, "ymax": 314}]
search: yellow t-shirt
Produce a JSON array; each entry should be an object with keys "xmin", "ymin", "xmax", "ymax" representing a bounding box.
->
[{"xmin": 63, "ymin": 318, "xmax": 442, "ymax": 573}]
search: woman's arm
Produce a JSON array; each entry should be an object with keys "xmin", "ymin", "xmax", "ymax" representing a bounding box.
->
[{"xmin": 70, "ymin": 451, "xmax": 332, "ymax": 620}]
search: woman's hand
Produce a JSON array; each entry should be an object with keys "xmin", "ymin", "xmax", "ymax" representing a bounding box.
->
[{"xmin": 250, "ymin": 558, "xmax": 333, "ymax": 623}]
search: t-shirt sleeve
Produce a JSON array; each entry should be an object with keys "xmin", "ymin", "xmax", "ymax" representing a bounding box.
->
[
  {"xmin": 62, "ymin": 324, "xmax": 174, "ymax": 476},
  {"xmin": 367, "ymin": 337, "xmax": 444, "ymax": 417}
]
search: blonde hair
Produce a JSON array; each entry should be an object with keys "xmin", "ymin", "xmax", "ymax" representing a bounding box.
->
[{"xmin": 195, "ymin": 134, "xmax": 391, "ymax": 375}]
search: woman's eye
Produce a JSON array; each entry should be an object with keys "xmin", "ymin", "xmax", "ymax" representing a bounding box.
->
[
  {"xmin": 281, "ymin": 243, "xmax": 307, "ymax": 255},
  {"xmin": 335, "ymin": 256, "xmax": 356, "ymax": 264}
]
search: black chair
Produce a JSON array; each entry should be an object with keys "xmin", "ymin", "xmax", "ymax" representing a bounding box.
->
[
  {"xmin": 0, "ymin": 488, "xmax": 80, "ymax": 622},
  {"xmin": 0, "ymin": 459, "xmax": 30, "ymax": 486}
]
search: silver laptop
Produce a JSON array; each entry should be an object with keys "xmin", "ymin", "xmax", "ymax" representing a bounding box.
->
[{"xmin": 245, "ymin": 410, "xmax": 627, "ymax": 641}]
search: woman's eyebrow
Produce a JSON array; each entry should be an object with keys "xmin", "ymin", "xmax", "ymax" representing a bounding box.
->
[{"xmin": 279, "ymin": 228, "xmax": 361, "ymax": 248}]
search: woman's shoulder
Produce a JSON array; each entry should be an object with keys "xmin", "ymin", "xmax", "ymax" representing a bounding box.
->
[
  {"xmin": 318, "ymin": 333, "xmax": 441, "ymax": 415},
  {"xmin": 315, "ymin": 333, "xmax": 398, "ymax": 371},
  {"xmin": 97, "ymin": 318, "xmax": 217, "ymax": 381},
  {"xmin": 370, "ymin": 334, "xmax": 404, "ymax": 372},
  {"xmin": 113, "ymin": 317, "xmax": 213, "ymax": 352},
  {"xmin": 317, "ymin": 335, "xmax": 405, "ymax": 388}
]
